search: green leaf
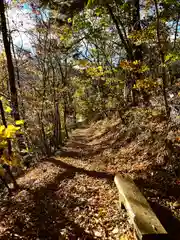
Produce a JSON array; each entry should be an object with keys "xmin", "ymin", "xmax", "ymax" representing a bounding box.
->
[
  {"xmin": 95, "ymin": 8, "xmax": 102, "ymax": 16},
  {"xmin": 165, "ymin": 53, "xmax": 179, "ymax": 63},
  {"xmin": 140, "ymin": 65, "xmax": 150, "ymax": 73},
  {"xmin": 87, "ymin": 0, "xmax": 95, "ymax": 7}
]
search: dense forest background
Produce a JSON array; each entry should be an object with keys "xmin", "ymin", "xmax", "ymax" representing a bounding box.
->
[
  {"xmin": 0, "ymin": 0, "xmax": 180, "ymax": 239},
  {"xmin": 1, "ymin": 0, "xmax": 180, "ymax": 161}
]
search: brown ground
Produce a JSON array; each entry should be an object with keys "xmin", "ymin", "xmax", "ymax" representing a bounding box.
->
[{"xmin": 0, "ymin": 116, "xmax": 180, "ymax": 239}]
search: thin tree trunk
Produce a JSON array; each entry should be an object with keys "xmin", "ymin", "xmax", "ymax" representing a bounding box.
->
[
  {"xmin": 173, "ymin": 13, "xmax": 179, "ymax": 50},
  {"xmin": 54, "ymin": 101, "xmax": 62, "ymax": 147},
  {"xmin": 57, "ymin": 59, "xmax": 69, "ymax": 139},
  {"xmin": 0, "ymin": 0, "xmax": 27, "ymax": 152},
  {"xmin": 37, "ymin": 112, "xmax": 50, "ymax": 155},
  {"xmin": 106, "ymin": 3, "xmax": 133, "ymax": 60},
  {"xmin": 154, "ymin": 0, "xmax": 169, "ymax": 117},
  {"xmin": 106, "ymin": 2, "xmax": 143, "ymax": 106},
  {"xmin": 63, "ymin": 100, "xmax": 69, "ymax": 139},
  {"xmin": 131, "ymin": 0, "xmax": 145, "ymax": 106},
  {"xmin": 0, "ymin": 0, "xmax": 20, "ymax": 121},
  {"xmin": 11, "ymin": 37, "xmax": 28, "ymax": 128}
]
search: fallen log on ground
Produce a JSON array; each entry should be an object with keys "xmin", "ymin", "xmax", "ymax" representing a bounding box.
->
[{"xmin": 114, "ymin": 173, "xmax": 168, "ymax": 240}]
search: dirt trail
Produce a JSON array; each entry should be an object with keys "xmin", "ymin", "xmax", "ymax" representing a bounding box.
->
[
  {"xmin": 0, "ymin": 125, "xmax": 129, "ymax": 240},
  {"xmin": 1, "ymin": 120, "xmax": 180, "ymax": 240}
]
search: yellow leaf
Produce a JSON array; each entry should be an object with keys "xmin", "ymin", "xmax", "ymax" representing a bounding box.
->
[
  {"xmin": 97, "ymin": 66, "xmax": 103, "ymax": 71},
  {"xmin": 4, "ymin": 125, "xmax": 20, "ymax": 138},
  {"xmin": 133, "ymin": 60, "xmax": 139, "ymax": 65},
  {"xmin": 0, "ymin": 125, "xmax": 5, "ymax": 135},
  {"xmin": 15, "ymin": 120, "xmax": 24, "ymax": 125},
  {"xmin": 60, "ymin": 35, "xmax": 65, "ymax": 41},
  {"xmin": 68, "ymin": 18, "xmax": 72, "ymax": 23},
  {"xmin": 5, "ymin": 106, "xmax": 12, "ymax": 113},
  {"xmin": 0, "ymin": 140, "xmax": 8, "ymax": 148}
]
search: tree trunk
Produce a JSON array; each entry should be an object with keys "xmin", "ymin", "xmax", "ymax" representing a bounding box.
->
[
  {"xmin": 0, "ymin": 0, "xmax": 20, "ymax": 121},
  {"xmin": 106, "ymin": 3, "xmax": 133, "ymax": 60},
  {"xmin": 154, "ymin": 0, "xmax": 169, "ymax": 118},
  {"xmin": 131, "ymin": 0, "xmax": 146, "ymax": 106},
  {"xmin": 63, "ymin": 99, "xmax": 69, "ymax": 139},
  {"xmin": 0, "ymin": 0, "xmax": 26, "ymax": 152},
  {"xmin": 54, "ymin": 101, "xmax": 62, "ymax": 148},
  {"xmin": 173, "ymin": 13, "xmax": 179, "ymax": 50}
]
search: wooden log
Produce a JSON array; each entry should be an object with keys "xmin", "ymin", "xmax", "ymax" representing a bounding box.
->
[{"xmin": 114, "ymin": 173, "xmax": 168, "ymax": 240}]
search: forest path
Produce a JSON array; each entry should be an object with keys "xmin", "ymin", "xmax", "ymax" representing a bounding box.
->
[
  {"xmin": 0, "ymin": 121, "xmax": 131, "ymax": 240},
  {"xmin": 1, "ymin": 119, "xmax": 180, "ymax": 240}
]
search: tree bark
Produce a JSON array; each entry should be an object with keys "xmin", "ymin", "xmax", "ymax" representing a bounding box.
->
[
  {"xmin": 106, "ymin": 3, "xmax": 133, "ymax": 60},
  {"xmin": 0, "ymin": 0, "xmax": 27, "ymax": 152},
  {"xmin": 173, "ymin": 13, "xmax": 179, "ymax": 50},
  {"xmin": 154, "ymin": 0, "xmax": 169, "ymax": 117},
  {"xmin": 54, "ymin": 101, "xmax": 62, "ymax": 147},
  {"xmin": 0, "ymin": 0, "xmax": 20, "ymax": 121}
]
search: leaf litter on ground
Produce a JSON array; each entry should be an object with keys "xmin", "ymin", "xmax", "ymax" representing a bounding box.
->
[{"xmin": 0, "ymin": 114, "xmax": 180, "ymax": 239}]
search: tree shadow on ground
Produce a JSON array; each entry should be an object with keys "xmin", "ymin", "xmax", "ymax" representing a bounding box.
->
[
  {"xmin": 0, "ymin": 169, "xmax": 96, "ymax": 240},
  {"xmin": 0, "ymin": 155, "xmax": 116, "ymax": 240},
  {"xmin": 48, "ymin": 157, "xmax": 114, "ymax": 182},
  {"xmin": 60, "ymin": 125, "xmax": 142, "ymax": 160},
  {"xmin": 86, "ymin": 122, "xmax": 121, "ymax": 142}
]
